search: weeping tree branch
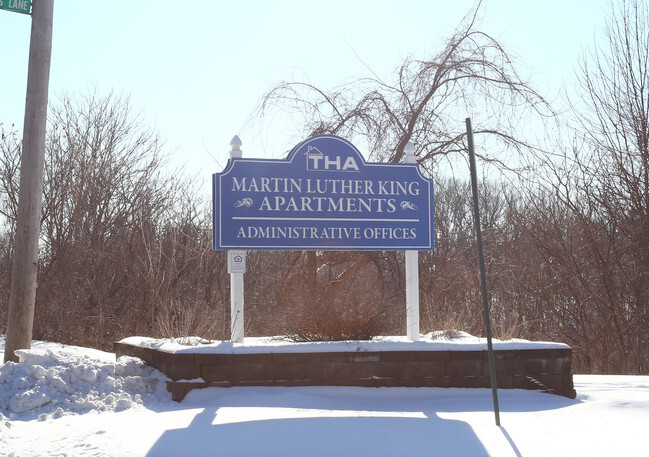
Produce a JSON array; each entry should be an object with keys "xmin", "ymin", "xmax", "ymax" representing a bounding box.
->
[{"xmin": 257, "ymin": 2, "xmax": 554, "ymax": 175}]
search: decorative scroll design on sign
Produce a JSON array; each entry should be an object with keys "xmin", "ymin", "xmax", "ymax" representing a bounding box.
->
[
  {"xmin": 401, "ymin": 201, "xmax": 418, "ymax": 210},
  {"xmin": 234, "ymin": 198, "xmax": 253, "ymax": 208}
]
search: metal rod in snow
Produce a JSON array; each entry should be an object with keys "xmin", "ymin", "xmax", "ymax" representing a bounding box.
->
[{"xmin": 465, "ymin": 118, "xmax": 501, "ymax": 426}]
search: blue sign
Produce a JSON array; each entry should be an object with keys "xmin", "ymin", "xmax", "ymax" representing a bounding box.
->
[{"xmin": 212, "ymin": 135, "xmax": 434, "ymax": 250}]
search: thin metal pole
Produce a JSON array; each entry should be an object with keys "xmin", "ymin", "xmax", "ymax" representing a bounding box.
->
[
  {"xmin": 465, "ymin": 118, "xmax": 501, "ymax": 426},
  {"xmin": 4, "ymin": 0, "xmax": 54, "ymax": 363}
]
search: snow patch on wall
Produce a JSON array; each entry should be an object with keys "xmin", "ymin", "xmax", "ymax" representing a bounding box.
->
[{"xmin": 120, "ymin": 331, "xmax": 570, "ymax": 354}]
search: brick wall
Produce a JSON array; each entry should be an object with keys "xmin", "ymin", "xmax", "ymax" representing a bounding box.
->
[{"xmin": 113, "ymin": 342, "xmax": 576, "ymax": 401}]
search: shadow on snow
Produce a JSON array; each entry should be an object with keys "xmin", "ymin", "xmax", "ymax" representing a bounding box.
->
[{"xmin": 145, "ymin": 386, "xmax": 576, "ymax": 456}]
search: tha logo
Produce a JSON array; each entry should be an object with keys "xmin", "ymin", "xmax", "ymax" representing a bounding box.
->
[{"xmin": 306, "ymin": 146, "xmax": 359, "ymax": 172}]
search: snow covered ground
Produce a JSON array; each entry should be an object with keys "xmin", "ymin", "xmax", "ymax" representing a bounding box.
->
[{"xmin": 1, "ymin": 336, "xmax": 648, "ymax": 457}]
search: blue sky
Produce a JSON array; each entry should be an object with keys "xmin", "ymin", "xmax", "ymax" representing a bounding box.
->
[{"xmin": 1, "ymin": 0, "xmax": 608, "ymax": 193}]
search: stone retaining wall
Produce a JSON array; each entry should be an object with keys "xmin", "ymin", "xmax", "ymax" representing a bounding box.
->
[{"xmin": 113, "ymin": 342, "xmax": 576, "ymax": 401}]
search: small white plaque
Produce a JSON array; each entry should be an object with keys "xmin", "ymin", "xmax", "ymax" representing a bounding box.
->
[{"xmin": 228, "ymin": 250, "xmax": 247, "ymax": 274}]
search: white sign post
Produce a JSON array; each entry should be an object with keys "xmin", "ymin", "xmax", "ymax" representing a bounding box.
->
[
  {"xmin": 228, "ymin": 249, "xmax": 246, "ymax": 343},
  {"xmin": 404, "ymin": 141, "xmax": 420, "ymax": 341},
  {"xmin": 228, "ymin": 137, "xmax": 245, "ymax": 343}
]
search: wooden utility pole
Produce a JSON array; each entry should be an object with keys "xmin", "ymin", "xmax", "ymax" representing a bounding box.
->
[{"xmin": 4, "ymin": 0, "xmax": 54, "ymax": 363}]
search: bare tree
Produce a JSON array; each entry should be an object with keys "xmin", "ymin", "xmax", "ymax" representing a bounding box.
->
[
  {"xmin": 575, "ymin": 0, "xmax": 649, "ymax": 373},
  {"xmin": 522, "ymin": 0, "xmax": 649, "ymax": 373},
  {"xmin": 258, "ymin": 2, "xmax": 552, "ymax": 174},
  {"xmin": 0, "ymin": 92, "xmax": 231, "ymax": 349},
  {"xmin": 0, "ymin": 125, "xmax": 21, "ymax": 234},
  {"xmin": 253, "ymin": 2, "xmax": 554, "ymax": 340},
  {"xmin": 0, "ymin": 125, "xmax": 22, "ymax": 330}
]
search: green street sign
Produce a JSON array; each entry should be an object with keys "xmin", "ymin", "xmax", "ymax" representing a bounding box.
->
[{"xmin": 0, "ymin": 0, "xmax": 32, "ymax": 14}]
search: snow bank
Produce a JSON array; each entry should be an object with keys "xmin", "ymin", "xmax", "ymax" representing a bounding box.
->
[
  {"xmin": 120, "ymin": 331, "xmax": 570, "ymax": 355},
  {"xmin": 0, "ymin": 340, "xmax": 171, "ymax": 422}
]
